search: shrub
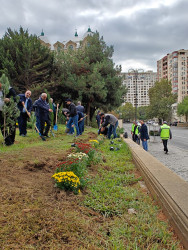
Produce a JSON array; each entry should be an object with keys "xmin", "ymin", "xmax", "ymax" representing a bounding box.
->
[
  {"xmin": 52, "ymin": 171, "xmax": 80, "ymax": 194},
  {"xmin": 56, "ymin": 159, "xmax": 88, "ymax": 188}
]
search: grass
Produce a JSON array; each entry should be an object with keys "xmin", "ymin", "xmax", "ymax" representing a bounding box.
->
[{"xmin": 0, "ymin": 126, "xmax": 182, "ymax": 249}]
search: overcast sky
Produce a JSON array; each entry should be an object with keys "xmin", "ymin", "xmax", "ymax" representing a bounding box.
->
[{"xmin": 0, "ymin": 0, "xmax": 188, "ymax": 72}]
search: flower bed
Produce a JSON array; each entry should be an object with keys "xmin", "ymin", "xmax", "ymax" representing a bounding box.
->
[{"xmin": 52, "ymin": 141, "xmax": 101, "ymax": 194}]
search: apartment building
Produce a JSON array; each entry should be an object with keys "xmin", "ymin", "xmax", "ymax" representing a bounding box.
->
[
  {"xmin": 157, "ymin": 49, "xmax": 188, "ymax": 103},
  {"xmin": 122, "ymin": 71, "xmax": 157, "ymax": 107}
]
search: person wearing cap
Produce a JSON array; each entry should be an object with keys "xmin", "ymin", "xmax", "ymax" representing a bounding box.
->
[
  {"xmin": 65, "ymin": 99, "xmax": 80, "ymax": 137},
  {"xmin": 139, "ymin": 120, "xmax": 149, "ymax": 151},
  {"xmin": 159, "ymin": 121, "xmax": 172, "ymax": 154},
  {"xmin": 100, "ymin": 113, "xmax": 118, "ymax": 139}
]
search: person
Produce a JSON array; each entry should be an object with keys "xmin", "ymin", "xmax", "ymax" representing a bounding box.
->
[
  {"xmin": 63, "ymin": 109, "xmax": 75, "ymax": 134},
  {"xmin": 139, "ymin": 120, "xmax": 149, "ymax": 151},
  {"xmin": 76, "ymin": 101, "xmax": 85, "ymax": 113},
  {"xmin": 76, "ymin": 101, "xmax": 85, "ymax": 133},
  {"xmin": 100, "ymin": 113, "xmax": 118, "ymax": 139},
  {"xmin": 36, "ymin": 93, "xmax": 53, "ymax": 137},
  {"xmin": 131, "ymin": 121, "xmax": 135, "ymax": 141},
  {"xmin": 0, "ymin": 82, "xmax": 17, "ymax": 145},
  {"xmin": 96, "ymin": 110, "xmax": 101, "ymax": 128},
  {"xmin": 159, "ymin": 121, "xmax": 172, "ymax": 154},
  {"xmin": 133, "ymin": 121, "xmax": 140, "ymax": 145},
  {"xmin": 77, "ymin": 111, "xmax": 84, "ymax": 135},
  {"xmin": 66, "ymin": 99, "xmax": 80, "ymax": 137},
  {"xmin": 17, "ymin": 90, "xmax": 32, "ymax": 136}
]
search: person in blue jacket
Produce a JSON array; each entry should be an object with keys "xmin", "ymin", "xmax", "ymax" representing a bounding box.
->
[
  {"xmin": 139, "ymin": 120, "xmax": 149, "ymax": 151},
  {"xmin": 36, "ymin": 93, "xmax": 53, "ymax": 137},
  {"xmin": 17, "ymin": 90, "xmax": 32, "ymax": 136}
]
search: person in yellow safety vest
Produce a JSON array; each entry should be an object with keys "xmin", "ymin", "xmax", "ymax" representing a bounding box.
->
[
  {"xmin": 159, "ymin": 121, "xmax": 172, "ymax": 154},
  {"xmin": 133, "ymin": 121, "xmax": 140, "ymax": 145},
  {"xmin": 131, "ymin": 121, "xmax": 135, "ymax": 141}
]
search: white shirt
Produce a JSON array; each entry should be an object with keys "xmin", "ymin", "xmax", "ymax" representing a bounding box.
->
[{"xmin": 0, "ymin": 90, "xmax": 4, "ymax": 111}]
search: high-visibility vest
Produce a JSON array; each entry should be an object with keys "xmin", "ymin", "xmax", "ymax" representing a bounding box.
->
[
  {"xmin": 131, "ymin": 124, "xmax": 135, "ymax": 132},
  {"xmin": 160, "ymin": 124, "xmax": 170, "ymax": 139},
  {"xmin": 135, "ymin": 126, "xmax": 140, "ymax": 135}
]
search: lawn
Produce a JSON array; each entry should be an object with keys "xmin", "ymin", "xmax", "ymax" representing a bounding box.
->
[{"xmin": 0, "ymin": 126, "xmax": 182, "ymax": 249}]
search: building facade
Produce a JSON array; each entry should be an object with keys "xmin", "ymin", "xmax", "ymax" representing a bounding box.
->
[
  {"xmin": 39, "ymin": 27, "xmax": 94, "ymax": 52},
  {"xmin": 122, "ymin": 71, "xmax": 157, "ymax": 107},
  {"xmin": 157, "ymin": 49, "xmax": 188, "ymax": 103}
]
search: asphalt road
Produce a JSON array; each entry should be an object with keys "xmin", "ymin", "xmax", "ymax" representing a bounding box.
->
[
  {"xmin": 123, "ymin": 123, "xmax": 188, "ymax": 151},
  {"xmin": 123, "ymin": 123, "xmax": 188, "ymax": 182}
]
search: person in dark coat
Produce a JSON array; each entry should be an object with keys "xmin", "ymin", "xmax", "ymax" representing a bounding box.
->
[
  {"xmin": 139, "ymin": 120, "xmax": 149, "ymax": 151},
  {"xmin": 17, "ymin": 90, "xmax": 32, "ymax": 136},
  {"xmin": 0, "ymin": 82, "xmax": 17, "ymax": 145},
  {"xmin": 76, "ymin": 101, "xmax": 85, "ymax": 133},
  {"xmin": 76, "ymin": 101, "xmax": 85, "ymax": 113},
  {"xmin": 66, "ymin": 99, "xmax": 80, "ymax": 137},
  {"xmin": 77, "ymin": 111, "xmax": 84, "ymax": 135},
  {"xmin": 36, "ymin": 93, "xmax": 53, "ymax": 137}
]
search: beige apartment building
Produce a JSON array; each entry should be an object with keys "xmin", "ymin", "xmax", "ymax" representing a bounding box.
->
[
  {"xmin": 122, "ymin": 71, "xmax": 157, "ymax": 107},
  {"xmin": 157, "ymin": 49, "xmax": 188, "ymax": 103},
  {"xmin": 38, "ymin": 27, "xmax": 93, "ymax": 52}
]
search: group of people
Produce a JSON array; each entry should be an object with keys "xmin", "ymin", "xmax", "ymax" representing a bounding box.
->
[
  {"xmin": 1, "ymin": 81, "xmax": 172, "ymax": 153},
  {"xmin": 131, "ymin": 120, "xmax": 172, "ymax": 154},
  {"xmin": 0, "ymin": 84, "xmax": 87, "ymax": 145}
]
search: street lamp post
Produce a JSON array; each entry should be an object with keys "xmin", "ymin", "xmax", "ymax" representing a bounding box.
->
[{"xmin": 128, "ymin": 68, "xmax": 144, "ymax": 121}]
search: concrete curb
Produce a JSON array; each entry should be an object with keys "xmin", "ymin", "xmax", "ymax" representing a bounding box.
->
[{"xmin": 122, "ymin": 137, "xmax": 188, "ymax": 248}]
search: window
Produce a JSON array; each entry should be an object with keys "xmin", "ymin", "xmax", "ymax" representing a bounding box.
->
[{"xmin": 69, "ymin": 45, "xmax": 74, "ymax": 50}]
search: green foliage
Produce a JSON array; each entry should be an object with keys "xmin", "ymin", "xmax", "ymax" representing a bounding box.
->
[
  {"xmin": 0, "ymin": 74, "xmax": 20, "ymax": 141},
  {"xmin": 137, "ymin": 106, "xmax": 150, "ymax": 120},
  {"xmin": 29, "ymin": 112, "xmax": 36, "ymax": 131},
  {"xmin": 119, "ymin": 102, "xmax": 135, "ymax": 121},
  {"xmin": 47, "ymin": 32, "xmax": 126, "ymax": 121},
  {"xmin": 45, "ymin": 89, "xmax": 54, "ymax": 126},
  {"xmin": 56, "ymin": 160, "xmax": 88, "ymax": 189},
  {"xmin": 148, "ymin": 79, "xmax": 177, "ymax": 121},
  {"xmin": 177, "ymin": 96, "xmax": 188, "ymax": 122},
  {"xmin": 0, "ymin": 27, "xmax": 53, "ymax": 92}
]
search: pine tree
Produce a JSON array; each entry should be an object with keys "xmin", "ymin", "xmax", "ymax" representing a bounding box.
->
[
  {"xmin": 46, "ymin": 32, "xmax": 126, "ymax": 123},
  {"xmin": 0, "ymin": 27, "xmax": 53, "ymax": 92},
  {"xmin": 0, "ymin": 74, "xmax": 20, "ymax": 145}
]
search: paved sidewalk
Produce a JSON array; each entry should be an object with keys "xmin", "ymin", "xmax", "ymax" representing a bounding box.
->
[{"xmin": 147, "ymin": 136, "xmax": 188, "ymax": 182}]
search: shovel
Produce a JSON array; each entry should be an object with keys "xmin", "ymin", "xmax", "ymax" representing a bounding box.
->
[
  {"xmin": 53, "ymin": 104, "xmax": 59, "ymax": 131},
  {"xmin": 22, "ymin": 103, "xmax": 46, "ymax": 141}
]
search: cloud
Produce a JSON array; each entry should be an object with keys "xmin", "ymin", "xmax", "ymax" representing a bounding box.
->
[{"xmin": 0, "ymin": 0, "xmax": 187, "ymax": 72}]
